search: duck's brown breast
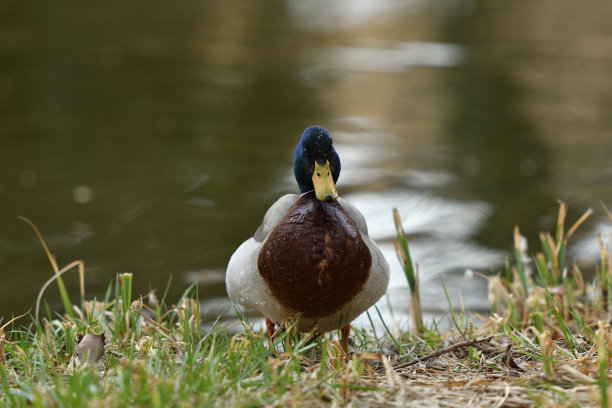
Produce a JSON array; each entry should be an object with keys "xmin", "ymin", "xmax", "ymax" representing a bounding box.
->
[{"xmin": 258, "ymin": 191, "xmax": 371, "ymax": 318}]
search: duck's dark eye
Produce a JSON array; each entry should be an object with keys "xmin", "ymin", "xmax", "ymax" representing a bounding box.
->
[
  {"xmin": 326, "ymin": 171, "xmax": 329, "ymax": 176},
  {"xmin": 317, "ymin": 172, "xmax": 321, "ymax": 177}
]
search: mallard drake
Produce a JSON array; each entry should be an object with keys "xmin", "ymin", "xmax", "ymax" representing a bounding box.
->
[{"xmin": 226, "ymin": 126, "xmax": 389, "ymax": 347}]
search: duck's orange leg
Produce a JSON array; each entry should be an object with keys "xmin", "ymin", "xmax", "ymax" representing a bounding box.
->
[
  {"xmin": 265, "ymin": 317, "xmax": 276, "ymax": 344},
  {"xmin": 341, "ymin": 324, "xmax": 351, "ymax": 353}
]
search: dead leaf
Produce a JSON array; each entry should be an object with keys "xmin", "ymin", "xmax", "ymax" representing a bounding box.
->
[
  {"xmin": 503, "ymin": 344, "xmax": 524, "ymax": 371},
  {"xmin": 72, "ymin": 333, "xmax": 105, "ymax": 367}
]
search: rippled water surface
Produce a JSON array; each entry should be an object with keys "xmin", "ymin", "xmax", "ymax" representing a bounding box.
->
[{"xmin": 2, "ymin": 1, "xmax": 612, "ymax": 328}]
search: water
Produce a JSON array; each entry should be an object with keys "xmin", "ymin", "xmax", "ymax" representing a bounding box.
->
[{"xmin": 2, "ymin": 1, "xmax": 612, "ymax": 328}]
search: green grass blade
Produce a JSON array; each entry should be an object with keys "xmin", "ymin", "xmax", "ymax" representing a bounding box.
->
[{"xmin": 534, "ymin": 257, "xmax": 576, "ymax": 358}]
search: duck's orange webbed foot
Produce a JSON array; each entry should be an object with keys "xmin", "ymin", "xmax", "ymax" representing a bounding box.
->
[
  {"xmin": 341, "ymin": 324, "xmax": 351, "ymax": 353},
  {"xmin": 265, "ymin": 317, "xmax": 277, "ymax": 345}
]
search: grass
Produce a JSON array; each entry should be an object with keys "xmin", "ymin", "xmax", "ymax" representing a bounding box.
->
[{"xmin": 1, "ymin": 202, "xmax": 612, "ymax": 407}]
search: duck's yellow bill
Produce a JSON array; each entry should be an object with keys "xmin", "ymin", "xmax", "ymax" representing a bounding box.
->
[{"xmin": 312, "ymin": 161, "xmax": 338, "ymax": 202}]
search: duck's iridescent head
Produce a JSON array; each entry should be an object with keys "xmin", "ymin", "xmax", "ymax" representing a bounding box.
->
[{"xmin": 294, "ymin": 126, "xmax": 340, "ymax": 202}]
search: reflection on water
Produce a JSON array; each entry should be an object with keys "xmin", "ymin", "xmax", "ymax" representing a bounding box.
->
[
  {"xmin": 321, "ymin": 42, "xmax": 465, "ymax": 73},
  {"xmin": 2, "ymin": 1, "xmax": 612, "ymax": 330}
]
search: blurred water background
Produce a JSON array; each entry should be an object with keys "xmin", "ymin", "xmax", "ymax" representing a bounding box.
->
[{"xmin": 1, "ymin": 0, "xmax": 612, "ymax": 329}]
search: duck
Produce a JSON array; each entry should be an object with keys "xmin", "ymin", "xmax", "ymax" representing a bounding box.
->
[{"xmin": 226, "ymin": 126, "xmax": 390, "ymax": 348}]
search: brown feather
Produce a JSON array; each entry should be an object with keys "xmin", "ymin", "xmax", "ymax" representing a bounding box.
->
[{"xmin": 258, "ymin": 191, "xmax": 371, "ymax": 318}]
